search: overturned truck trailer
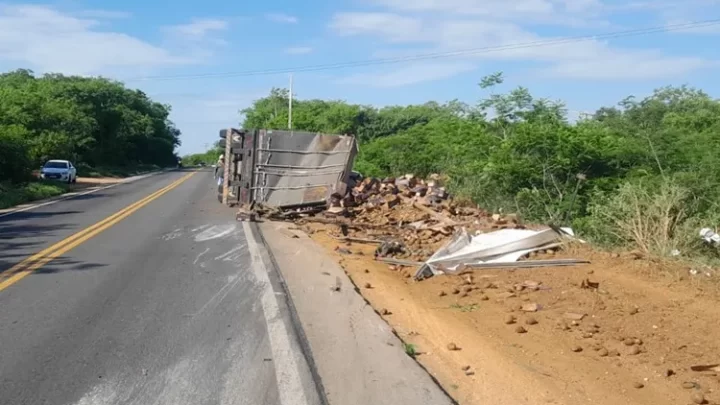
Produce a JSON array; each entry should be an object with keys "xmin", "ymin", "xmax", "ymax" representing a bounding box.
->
[{"xmin": 219, "ymin": 128, "xmax": 358, "ymax": 208}]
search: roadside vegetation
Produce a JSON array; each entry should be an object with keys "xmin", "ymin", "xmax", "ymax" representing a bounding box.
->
[
  {"xmin": 0, "ymin": 182, "xmax": 69, "ymax": 210},
  {"xmin": 240, "ymin": 74, "xmax": 720, "ymax": 260},
  {"xmin": 0, "ymin": 69, "xmax": 181, "ymax": 208},
  {"xmin": 183, "ymin": 144, "xmax": 224, "ymax": 166}
]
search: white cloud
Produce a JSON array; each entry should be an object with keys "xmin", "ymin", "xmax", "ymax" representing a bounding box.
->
[
  {"xmin": 73, "ymin": 9, "xmax": 132, "ymax": 19},
  {"xmin": 665, "ymin": 19, "xmax": 720, "ymax": 34},
  {"xmin": 265, "ymin": 13, "xmax": 298, "ymax": 24},
  {"xmin": 162, "ymin": 18, "xmax": 230, "ymax": 53},
  {"xmin": 369, "ymin": 0, "xmax": 554, "ymax": 15},
  {"xmin": 331, "ymin": 13, "xmax": 422, "ymax": 41},
  {"xmin": 331, "ymin": 13, "xmax": 534, "ymax": 48},
  {"xmin": 363, "ymin": 0, "xmax": 608, "ymax": 26},
  {"xmin": 338, "ymin": 62, "xmax": 476, "ymax": 87},
  {"xmin": 164, "ymin": 18, "xmax": 228, "ymax": 40},
  {"xmin": 0, "ymin": 4, "xmax": 190, "ymax": 76},
  {"xmin": 161, "ymin": 90, "xmax": 269, "ymax": 154},
  {"xmin": 542, "ymin": 52, "xmax": 711, "ymax": 80},
  {"xmin": 284, "ymin": 46, "xmax": 313, "ymax": 55},
  {"xmin": 617, "ymin": 0, "xmax": 720, "ymax": 32},
  {"xmin": 329, "ymin": 11, "xmax": 714, "ymax": 82}
]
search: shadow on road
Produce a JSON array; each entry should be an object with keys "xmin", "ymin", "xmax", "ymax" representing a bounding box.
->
[
  {"xmin": 174, "ymin": 168, "xmax": 210, "ymax": 173},
  {"xmin": 0, "ymin": 210, "xmax": 109, "ymax": 277},
  {"xmin": 0, "ymin": 245, "xmax": 107, "ymax": 276},
  {"xmin": 65, "ymin": 193, "xmax": 108, "ymax": 202},
  {"xmin": 0, "ymin": 212, "xmax": 79, "ymax": 240},
  {"xmin": 33, "ymin": 257, "xmax": 107, "ymax": 274},
  {"xmin": 0, "ymin": 210, "xmax": 83, "ymax": 224},
  {"xmin": 0, "ymin": 256, "xmax": 107, "ymax": 277}
]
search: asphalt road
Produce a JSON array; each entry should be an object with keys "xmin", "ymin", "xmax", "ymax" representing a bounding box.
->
[{"xmin": 0, "ymin": 169, "xmax": 320, "ymax": 405}]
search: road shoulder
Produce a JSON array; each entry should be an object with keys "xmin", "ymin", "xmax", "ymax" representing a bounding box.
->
[
  {"xmin": 0, "ymin": 169, "xmax": 169, "ymax": 217},
  {"xmin": 258, "ymin": 221, "xmax": 455, "ymax": 405}
]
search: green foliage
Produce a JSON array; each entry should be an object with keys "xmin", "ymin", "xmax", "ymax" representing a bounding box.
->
[
  {"xmin": 0, "ymin": 125, "xmax": 32, "ymax": 183},
  {"xmin": 0, "ymin": 69, "xmax": 181, "ymax": 186},
  {"xmin": 0, "ymin": 181, "xmax": 69, "ymax": 209},
  {"xmin": 183, "ymin": 144, "xmax": 224, "ymax": 166},
  {"xmin": 580, "ymin": 177, "xmax": 690, "ymax": 255},
  {"xmin": 241, "ymin": 87, "xmax": 468, "ymax": 142},
  {"xmin": 240, "ymin": 72, "xmax": 720, "ymax": 257},
  {"xmin": 74, "ymin": 163, "xmax": 161, "ymax": 178},
  {"xmin": 402, "ymin": 342, "xmax": 417, "ymax": 358}
]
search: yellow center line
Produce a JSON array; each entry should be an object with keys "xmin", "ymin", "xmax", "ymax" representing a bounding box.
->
[{"xmin": 0, "ymin": 171, "xmax": 196, "ymax": 292}]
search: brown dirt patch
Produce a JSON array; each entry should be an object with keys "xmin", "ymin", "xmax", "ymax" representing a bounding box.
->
[
  {"xmin": 306, "ymin": 226, "xmax": 720, "ymax": 405},
  {"xmin": 75, "ymin": 177, "xmax": 125, "ymax": 185},
  {"xmin": 64, "ymin": 177, "xmax": 125, "ymax": 192}
]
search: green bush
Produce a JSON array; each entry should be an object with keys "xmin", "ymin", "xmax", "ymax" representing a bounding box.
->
[
  {"xmin": 574, "ymin": 175, "xmax": 720, "ymax": 260},
  {"xmin": 75, "ymin": 163, "xmax": 161, "ymax": 178},
  {"xmin": 0, "ymin": 181, "xmax": 69, "ymax": 209},
  {"xmin": 215, "ymin": 75, "xmax": 720, "ymax": 260},
  {"xmin": 0, "ymin": 126, "xmax": 32, "ymax": 183},
  {"xmin": 183, "ymin": 146, "xmax": 223, "ymax": 166},
  {"xmin": 0, "ymin": 69, "xmax": 181, "ymax": 185}
]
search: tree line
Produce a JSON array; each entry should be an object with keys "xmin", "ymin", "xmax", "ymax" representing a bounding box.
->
[
  {"xmin": 239, "ymin": 74, "xmax": 720, "ymax": 257},
  {"xmin": 0, "ymin": 69, "xmax": 181, "ymax": 184},
  {"xmin": 182, "ymin": 142, "xmax": 223, "ymax": 166}
]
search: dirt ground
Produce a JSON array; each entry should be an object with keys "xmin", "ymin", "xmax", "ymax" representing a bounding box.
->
[
  {"xmin": 75, "ymin": 176, "xmax": 125, "ymax": 185},
  {"xmin": 303, "ymin": 226, "xmax": 720, "ymax": 405}
]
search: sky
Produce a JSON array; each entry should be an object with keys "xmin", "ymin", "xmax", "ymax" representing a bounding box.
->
[{"xmin": 0, "ymin": 0, "xmax": 719, "ymax": 155}]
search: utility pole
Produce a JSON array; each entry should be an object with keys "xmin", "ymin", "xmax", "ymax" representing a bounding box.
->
[{"xmin": 288, "ymin": 73, "xmax": 293, "ymax": 130}]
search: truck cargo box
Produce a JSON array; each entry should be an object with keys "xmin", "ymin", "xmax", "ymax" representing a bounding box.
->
[{"xmin": 220, "ymin": 128, "xmax": 358, "ymax": 208}]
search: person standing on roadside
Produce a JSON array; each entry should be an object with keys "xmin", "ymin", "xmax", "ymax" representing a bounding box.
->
[
  {"xmin": 215, "ymin": 154, "xmax": 226, "ymax": 197},
  {"xmin": 215, "ymin": 154, "xmax": 224, "ymax": 179}
]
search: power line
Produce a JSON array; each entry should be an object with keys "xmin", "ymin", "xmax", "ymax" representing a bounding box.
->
[{"xmin": 125, "ymin": 19, "xmax": 720, "ymax": 82}]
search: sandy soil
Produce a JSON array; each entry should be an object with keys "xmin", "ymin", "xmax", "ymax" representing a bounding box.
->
[
  {"xmin": 304, "ymin": 226, "xmax": 720, "ymax": 405},
  {"xmin": 75, "ymin": 176, "xmax": 125, "ymax": 185},
  {"xmin": 31, "ymin": 170, "xmax": 126, "ymax": 186}
]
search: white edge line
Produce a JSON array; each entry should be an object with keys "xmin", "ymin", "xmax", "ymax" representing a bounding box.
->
[
  {"xmin": 0, "ymin": 171, "xmax": 165, "ymax": 219},
  {"xmin": 0, "ymin": 183, "xmax": 121, "ymax": 218},
  {"xmin": 242, "ymin": 221, "xmax": 310, "ymax": 405}
]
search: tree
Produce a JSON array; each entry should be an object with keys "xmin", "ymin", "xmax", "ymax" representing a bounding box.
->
[
  {"xmin": 0, "ymin": 69, "xmax": 181, "ymax": 181},
  {"xmin": 237, "ymin": 71, "xmax": 720, "ymax": 246}
]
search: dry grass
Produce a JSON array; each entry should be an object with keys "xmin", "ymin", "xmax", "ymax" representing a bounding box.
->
[{"xmin": 589, "ymin": 178, "xmax": 688, "ymax": 256}]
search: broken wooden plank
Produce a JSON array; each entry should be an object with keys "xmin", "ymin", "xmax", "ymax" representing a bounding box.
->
[
  {"xmin": 278, "ymin": 227, "xmax": 301, "ymax": 239},
  {"xmin": 464, "ymin": 258, "xmax": 589, "ymax": 270},
  {"xmin": 329, "ymin": 235, "xmax": 384, "ymax": 244},
  {"xmin": 375, "ymin": 257, "xmax": 424, "ymax": 266}
]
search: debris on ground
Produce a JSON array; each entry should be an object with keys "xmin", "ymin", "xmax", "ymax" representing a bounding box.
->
[
  {"xmin": 278, "ymin": 227, "xmax": 300, "ymax": 238},
  {"xmin": 415, "ymin": 227, "xmax": 580, "ymax": 279},
  {"xmin": 330, "ymin": 276, "xmax": 342, "ymax": 292},
  {"xmin": 251, "ymin": 173, "xmax": 589, "ymax": 280},
  {"xmin": 691, "ymin": 391, "xmax": 706, "ymax": 404},
  {"xmin": 262, "ymin": 173, "xmax": 720, "ymax": 405},
  {"xmin": 563, "ymin": 312, "xmax": 587, "ymax": 321}
]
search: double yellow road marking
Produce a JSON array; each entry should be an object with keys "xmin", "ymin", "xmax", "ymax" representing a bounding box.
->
[{"xmin": 0, "ymin": 172, "xmax": 196, "ymax": 292}]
